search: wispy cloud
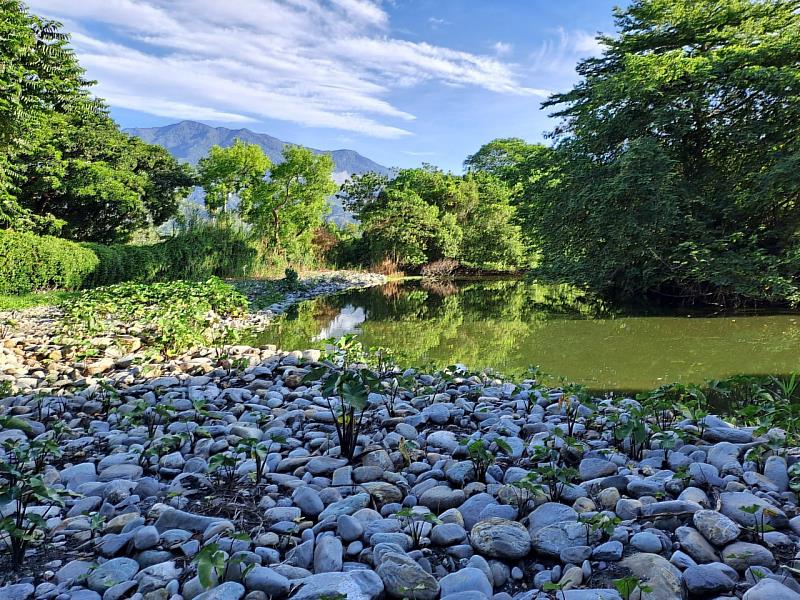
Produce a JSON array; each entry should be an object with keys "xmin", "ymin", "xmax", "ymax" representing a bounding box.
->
[
  {"xmin": 528, "ymin": 28, "xmax": 605, "ymax": 77},
  {"xmin": 29, "ymin": 0, "xmax": 544, "ymax": 139},
  {"xmin": 492, "ymin": 41, "xmax": 513, "ymax": 56}
]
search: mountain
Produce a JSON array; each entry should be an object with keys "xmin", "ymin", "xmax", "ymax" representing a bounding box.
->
[
  {"xmin": 125, "ymin": 120, "xmax": 389, "ymax": 175},
  {"xmin": 125, "ymin": 120, "xmax": 388, "ymax": 224}
]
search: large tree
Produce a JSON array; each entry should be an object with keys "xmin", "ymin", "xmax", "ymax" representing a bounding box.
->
[
  {"xmin": 532, "ymin": 0, "xmax": 800, "ymax": 304},
  {"xmin": 197, "ymin": 139, "xmax": 271, "ymax": 216}
]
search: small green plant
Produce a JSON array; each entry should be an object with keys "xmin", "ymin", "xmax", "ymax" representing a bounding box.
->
[
  {"xmin": 460, "ymin": 438, "xmax": 511, "ymax": 483},
  {"xmin": 739, "ymin": 504, "xmax": 776, "ymax": 543},
  {"xmin": 542, "ymin": 581, "xmax": 568, "ymax": 600},
  {"xmin": 208, "ymin": 451, "xmax": 240, "ymax": 488},
  {"xmin": 237, "ymin": 438, "xmax": 269, "ymax": 486},
  {"xmin": 303, "ymin": 364, "xmax": 379, "ymax": 462},
  {"xmin": 283, "ymin": 267, "xmax": 300, "ymax": 290},
  {"xmin": 580, "ymin": 513, "xmax": 621, "ymax": 544},
  {"xmin": 0, "ymin": 432, "xmax": 71, "ymax": 570},
  {"xmin": 395, "ymin": 507, "xmax": 442, "ymax": 548},
  {"xmin": 613, "ymin": 576, "xmax": 652, "ymax": 600}
]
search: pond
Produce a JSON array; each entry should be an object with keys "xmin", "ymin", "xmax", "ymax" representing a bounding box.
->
[{"xmin": 246, "ymin": 278, "xmax": 800, "ymax": 392}]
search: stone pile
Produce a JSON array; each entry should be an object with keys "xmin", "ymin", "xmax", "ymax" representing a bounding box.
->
[{"xmin": 1, "ymin": 300, "xmax": 800, "ymax": 600}]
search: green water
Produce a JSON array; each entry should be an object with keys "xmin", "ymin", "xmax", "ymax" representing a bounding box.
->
[{"xmin": 246, "ymin": 279, "xmax": 800, "ymax": 392}]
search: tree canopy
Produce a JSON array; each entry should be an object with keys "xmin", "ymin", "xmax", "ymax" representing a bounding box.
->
[
  {"xmin": 522, "ymin": 0, "xmax": 800, "ymax": 304},
  {"xmin": 1, "ymin": 1, "xmax": 193, "ymax": 243}
]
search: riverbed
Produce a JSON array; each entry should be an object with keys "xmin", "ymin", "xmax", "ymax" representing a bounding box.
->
[{"xmin": 246, "ymin": 278, "xmax": 800, "ymax": 391}]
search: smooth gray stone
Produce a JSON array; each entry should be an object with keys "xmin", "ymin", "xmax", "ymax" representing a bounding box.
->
[
  {"xmin": 244, "ymin": 567, "xmax": 290, "ymax": 596},
  {"xmin": 292, "ymin": 571, "xmax": 384, "ymax": 600}
]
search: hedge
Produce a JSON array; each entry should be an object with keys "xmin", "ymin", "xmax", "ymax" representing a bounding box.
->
[
  {"xmin": 1, "ymin": 225, "xmax": 259, "ymax": 294},
  {"xmin": 0, "ymin": 230, "xmax": 99, "ymax": 294}
]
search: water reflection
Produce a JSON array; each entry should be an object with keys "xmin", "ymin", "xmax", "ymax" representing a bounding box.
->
[{"xmin": 247, "ymin": 279, "xmax": 800, "ymax": 391}]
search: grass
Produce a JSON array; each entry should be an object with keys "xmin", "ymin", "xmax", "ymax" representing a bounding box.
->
[{"xmin": 0, "ymin": 290, "xmax": 76, "ymax": 311}]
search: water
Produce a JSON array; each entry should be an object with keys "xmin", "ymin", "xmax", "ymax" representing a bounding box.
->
[{"xmin": 246, "ymin": 278, "xmax": 800, "ymax": 392}]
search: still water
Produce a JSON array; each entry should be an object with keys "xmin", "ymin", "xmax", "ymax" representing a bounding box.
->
[{"xmin": 246, "ymin": 279, "xmax": 800, "ymax": 392}]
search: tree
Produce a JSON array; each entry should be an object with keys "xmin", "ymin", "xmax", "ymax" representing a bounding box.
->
[
  {"xmin": 531, "ymin": 0, "xmax": 800, "ymax": 304},
  {"xmin": 247, "ymin": 146, "xmax": 335, "ymax": 258},
  {"xmin": 197, "ymin": 140, "xmax": 271, "ymax": 216},
  {"xmin": 14, "ymin": 111, "xmax": 195, "ymax": 243},
  {"xmin": 0, "ymin": 0, "xmax": 97, "ymax": 230}
]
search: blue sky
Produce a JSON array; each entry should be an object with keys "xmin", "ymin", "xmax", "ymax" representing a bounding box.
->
[{"xmin": 28, "ymin": 0, "xmax": 622, "ymax": 171}]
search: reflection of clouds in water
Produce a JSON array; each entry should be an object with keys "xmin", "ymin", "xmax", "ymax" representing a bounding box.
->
[{"xmin": 313, "ymin": 305, "xmax": 366, "ymax": 341}]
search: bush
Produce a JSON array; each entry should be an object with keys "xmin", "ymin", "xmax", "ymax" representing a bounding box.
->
[
  {"xmin": 1, "ymin": 223, "xmax": 260, "ymax": 294},
  {"xmin": 0, "ymin": 230, "xmax": 98, "ymax": 294},
  {"xmin": 421, "ymin": 258, "xmax": 460, "ymax": 279}
]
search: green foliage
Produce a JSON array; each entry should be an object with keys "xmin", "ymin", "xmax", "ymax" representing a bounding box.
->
[
  {"xmin": 613, "ymin": 576, "xmax": 652, "ymax": 600},
  {"xmin": 197, "ymin": 139, "xmax": 271, "ymax": 216},
  {"xmin": 395, "ymin": 507, "xmax": 442, "ymax": 548},
  {"xmin": 283, "ymin": 267, "xmax": 299, "ymax": 290},
  {"xmin": 524, "ymin": 0, "xmax": 800, "ymax": 305},
  {"xmin": 340, "ymin": 165, "xmax": 525, "ymax": 271},
  {"xmin": 303, "ymin": 363, "xmax": 379, "ymax": 461},
  {"xmin": 0, "ymin": 3, "xmax": 193, "ymax": 243},
  {"xmin": 60, "ymin": 277, "xmax": 248, "ymax": 356},
  {"xmin": 0, "ymin": 422, "xmax": 71, "ymax": 570},
  {"xmin": 0, "ymin": 229, "xmax": 98, "ymax": 294}
]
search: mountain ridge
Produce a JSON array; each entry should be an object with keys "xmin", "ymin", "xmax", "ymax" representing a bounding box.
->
[{"xmin": 124, "ymin": 120, "xmax": 389, "ymax": 177}]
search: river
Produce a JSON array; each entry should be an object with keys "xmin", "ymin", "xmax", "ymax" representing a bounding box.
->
[{"xmin": 246, "ymin": 278, "xmax": 800, "ymax": 392}]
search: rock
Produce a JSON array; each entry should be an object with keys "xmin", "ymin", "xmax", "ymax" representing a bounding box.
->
[
  {"xmin": 360, "ymin": 481, "xmax": 403, "ymax": 505},
  {"xmin": 682, "ymin": 564, "xmax": 736, "ymax": 595},
  {"xmin": 98, "ymin": 464, "xmax": 143, "ymax": 482},
  {"xmin": 620, "ymin": 553, "xmax": 682, "ymax": 600},
  {"xmin": 292, "ymin": 486, "xmax": 324, "ymax": 518},
  {"xmin": 314, "ymin": 535, "xmax": 343, "ymax": 572},
  {"xmin": 675, "ymin": 526, "xmax": 719, "ymax": 563},
  {"xmin": 426, "ymin": 431, "xmax": 459, "ymax": 453},
  {"xmin": 376, "ymin": 552, "xmax": 439, "ymax": 600},
  {"xmin": 563, "ymin": 591, "xmax": 621, "ymax": 600},
  {"xmin": 192, "ymin": 583, "xmax": 245, "ymax": 600},
  {"xmin": 592, "ymin": 541, "xmax": 623, "ymax": 561},
  {"xmin": 0, "ymin": 584, "xmax": 34, "ymax": 600},
  {"xmin": 135, "ymin": 560, "xmax": 181, "ymax": 593},
  {"xmin": 337, "ymin": 514, "xmax": 364, "ymax": 542},
  {"xmin": 531, "ymin": 520, "xmax": 599, "ymax": 558},
  {"xmin": 431, "ymin": 522, "xmax": 467, "ymax": 546},
  {"xmin": 293, "ymin": 571, "xmax": 384, "ymax": 600},
  {"xmin": 244, "ymin": 567, "xmax": 290, "ymax": 596},
  {"xmin": 721, "ymin": 541, "xmax": 776, "ymax": 571},
  {"xmin": 470, "ymin": 518, "xmax": 531, "ymax": 559},
  {"xmin": 527, "ymin": 502, "xmax": 577, "ymax": 532},
  {"xmin": 87, "ymin": 557, "xmax": 140, "ymax": 592},
  {"xmin": 319, "ymin": 493, "xmax": 371, "ymax": 520},
  {"xmin": 630, "ymin": 532, "xmax": 662, "ymax": 554},
  {"xmin": 439, "ymin": 568, "xmax": 493, "ymax": 599},
  {"xmin": 578, "ymin": 458, "xmax": 617, "ymax": 481},
  {"xmin": 134, "ymin": 525, "xmax": 160, "ymax": 550},
  {"xmin": 764, "ymin": 456, "xmax": 790, "ymax": 492},
  {"xmin": 306, "ymin": 456, "xmax": 348, "ymax": 475},
  {"xmin": 707, "ymin": 442, "xmax": 741, "ymax": 470},
  {"xmin": 56, "ymin": 559, "xmax": 94, "ymax": 584},
  {"xmin": 743, "ymin": 578, "xmax": 800, "ymax": 600},
  {"xmin": 457, "ymin": 493, "xmax": 496, "ymax": 530},
  {"xmin": 719, "ymin": 492, "xmax": 788, "ymax": 529},
  {"xmin": 419, "ymin": 486, "xmax": 466, "ymax": 512},
  {"xmin": 693, "ymin": 509, "xmax": 741, "ymax": 545},
  {"xmin": 154, "ymin": 508, "xmax": 223, "ymax": 533}
]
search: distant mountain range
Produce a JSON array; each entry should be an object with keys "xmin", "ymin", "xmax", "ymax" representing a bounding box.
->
[
  {"xmin": 125, "ymin": 120, "xmax": 388, "ymax": 175},
  {"xmin": 125, "ymin": 120, "xmax": 388, "ymax": 224}
]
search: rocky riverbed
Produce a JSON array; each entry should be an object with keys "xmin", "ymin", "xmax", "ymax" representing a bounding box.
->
[{"xmin": 2, "ymin": 276, "xmax": 800, "ymax": 600}]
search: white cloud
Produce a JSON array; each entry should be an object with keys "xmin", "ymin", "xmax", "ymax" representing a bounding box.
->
[
  {"xmin": 29, "ymin": 0, "xmax": 544, "ymax": 138},
  {"xmin": 493, "ymin": 41, "xmax": 513, "ymax": 56},
  {"xmin": 528, "ymin": 28, "xmax": 605, "ymax": 77}
]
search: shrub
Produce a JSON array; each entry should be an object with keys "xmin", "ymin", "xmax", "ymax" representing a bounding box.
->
[
  {"xmin": 0, "ymin": 230, "xmax": 98, "ymax": 294},
  {"xmin": 421, "ymin": 258, "xmax": 460, "ymax": 279}
]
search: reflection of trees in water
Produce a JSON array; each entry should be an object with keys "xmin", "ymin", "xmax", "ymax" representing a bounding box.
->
[{"xmin": 420, "ymin": 278, "xmax": 459, "ymax": 297}]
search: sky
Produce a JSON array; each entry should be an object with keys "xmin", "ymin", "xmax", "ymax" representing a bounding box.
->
[{"xmin": 27, "ymin": 0, "xmax": 623, "ymax": 172}]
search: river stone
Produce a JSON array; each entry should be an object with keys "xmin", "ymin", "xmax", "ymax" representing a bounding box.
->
[
  {"xmin": 764, "ymin": 456, "xmax": 790, "ymax": 492},
  {"xmin": 531, "ymin": 520, "xmax": 600, "ymax": 558},
  {"xmin": 314, "ymin": 536, "xmax": 343, "ymax": 573},
  {"xmin": 620, "ymin": 553, "xmax": 681, "ymax": 600},
  {"xmin": 192, "ymin": 582, "xmax": 244, "ymax": 600},
  {"xmin": 578, "ymin": 458, "xmax": 617, "ymax": 481},
  {"xmin": 431, "ymin": 522, "xmax": 467, "ymax": 546},
  {"xmin": 743, "ymin": 578, "xmax": 800, "ymax": 600},
  {"xmin": 719, "ymin": 492, "xmax": 788, "ymax": 528},
  {"xmin": 704, "ymin": 428, "xmax": 753, "ymax": 443},
  {"xmin": 457, "ymin": 493, "xmax": 496, "ymax": 530},
  {"xmin": 419, "ymin": 486, "xmax": 465, "ymax": 512},
  {"xmin": 56, "ymin": 559, "xmax": 94, "ymax": 584},
  {"xmin": 0, "ymin": 584, "xmax": 34, "ymax": 600},
  {"xmin": 439, "ymin": 568, "xmax": 493, "ymax": 599},
  {"xmin": 293, "ymin": 572, "xmax": 384, "ymax": 600},
  {"xmin": 359, "ymin": 481, "xmax": 403, "ymax": 505},
  {"xmin": 244, "ymin": 567, "xmax": 290, "ymax": 596},
  {"xmin": 707, "ymin": 443, "xmax": 741, "ymax": 470},
  {"xmin": 528, "ymin": 502, "xmax": 578, "ymax": 532},
  {"xmin": 721, "ymin": 541, "xmax": 776, "ymax": 571},
  {"xmin": 631, "ymin": 532, "xmax": 662, "ymax": 554},
  {"xmin": 87, "ymin": 557, "xmax": 139, "ymax": 592},
  {"xmin": 319, "ymin": 493, "xmax": 371, "ymax": 519},
  {"xmin": 470, "ymin": 518, "xmax": 531, "ymax": 559},
  {"xmin": 154, "ymin": 508, "xmax": 223, "ymax": 533},
  {"xmin": 98, "ymin": 464, "xmax": 143, "ymax": 482},
  {"xmin": 564, "ymin": 591, "xmax": 621, "ymax": 600},
  {"xmin": 675, "ymin": 526, "xmax": 719, "ymax": 563},
  {"xmin": 292, "ymin": 486, "xmax": 324, "ymax": 517},
  {"xmin": 692, "ymin": 509, "xmax": 741, "ymax": 545},
  {"xmin": 376, "ymin": 552, "xmax": 439, "ymax": 600},
  {"xmin": 682, "ymin": 564, "xmax": 736, "ymax": 595},
  {"xmin": 306, "ymin": 456, "xmax": 348, "ymax": 475},
  {"xmin": 426, "ymin": 431, "xmax": 459, "ymax": 453}
]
